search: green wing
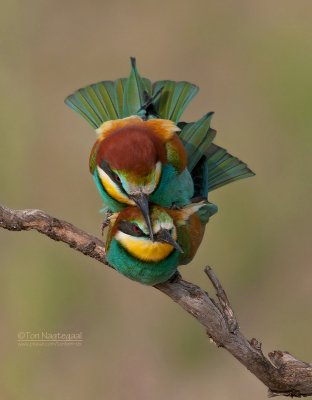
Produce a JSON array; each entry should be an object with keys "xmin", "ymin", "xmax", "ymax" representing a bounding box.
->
[
  {"xmin": 65, "ymin": 58, "xmax": 151, "ymax": 128},
  {"xmin": 152, "ymin": 80, "xmax": 198, "ymax": 122},
  {"xmin": 123, "ymin": 58, "xmax": 152, "ymax": 117},
  {"xmin": 65, "ymin": 80, "xmax": 125, "ymax": 128},
  {"xmin": 178, "ymin": 111, "xmax": 254, "ymax": 193},
  {"xmin": 190, "ymin": 145, "xmax": 255, "ymax": 196},
  {"xmin": 178, "ymin": 112, "xmax": 216, "ymax": 171},
  {"xmin": 206, "ymin": 143, "xmax": 255, "ymax": 191},
  {"xmin": 65, "ymin": 58, "xmax": 198, "ymax": 128}
]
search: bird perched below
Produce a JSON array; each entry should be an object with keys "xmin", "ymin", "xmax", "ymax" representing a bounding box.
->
[
  {"xmin": 104, "ymin": 117, "xmax": 251, "ymax": 285},
  {"xmin": 65, "ymin": 58, "xmax": 254, "ymax": 239},
  {"xmin": 105, "ymin": 200, "xmax": 217, "ymax": 285},
  {"xmin": 65, "ymin": 59, "xmax": 255, "ymax": 284}
]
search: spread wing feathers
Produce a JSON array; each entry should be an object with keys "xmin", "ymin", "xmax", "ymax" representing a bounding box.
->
[
  {"xmin": 152, "ymin": 80, "xmax": 198, "ymax": 123},
  {"xmin": 178, "ymin": 111, "xmax": 254, "ymax": 193},
  {"xmin": 123, "ymin": 57, "xmax": 152, "ymax": 117},
  {"xmin": 64, "ymin": 58, "xmax": 152, "ymax": 128},
  {"xmin": 206, "ymin": 143, "xmax": 255, "ymax": 192},
  {"xmin": 178, "ymin": 112, "xmax": 216, "ymax": 171},
  {"xmin": 65, "ymin": 58, "xmax": 197, "ymax": 128},
  {"xmin": 65, "ymin": 79, "xmax": 126, "ymax": 128}
]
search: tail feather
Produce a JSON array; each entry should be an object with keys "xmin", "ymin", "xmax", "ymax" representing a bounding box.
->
[
  {"xmin": 65, "ymin": 58, "xmax": 197, "ymax": 128},
  {"xmin": 65, "ymin": 80, "xmax": 126, "ymax": 128},
  {"xmin": 65, "ymin": 87, "xmax": 105, "ymax": 128},
  {"xmin": 93, "ymin": 80, "xmax": 119, "ymax": 119},
  {"xmin": 123, "ymin": 57, "xmax": 152, "ymax": 116},
  {"xmin": 152, "ymin": 80, "xmax": 198, "ymax": 122},
  {"xmin": 114, "ymin": 78, "xmax": 128, "ymax": 117},
  {"xmin": 65, "ymin": 58, "xmax": 152, "ymax": 127}
]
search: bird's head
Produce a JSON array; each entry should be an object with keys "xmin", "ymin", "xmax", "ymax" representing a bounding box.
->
[
  {"xmin": 92, "ymin": 116, "xmax": 180, "ymax": 239},
  {"xmin": 110, "ymin": 206, "xmax": 183, "ymax": 263}
]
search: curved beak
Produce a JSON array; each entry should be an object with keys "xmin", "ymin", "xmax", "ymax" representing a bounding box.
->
[
  {"xmin": 130, "ymin": 193, "xmax": 154, "ymax": 241},
  {"xmin": 156, "ymin": 229, "xmax": 184, "ymax": 254}
]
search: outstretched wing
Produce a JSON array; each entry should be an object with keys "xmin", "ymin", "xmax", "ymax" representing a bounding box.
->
[{"xmin": 65, "ymin": 58, "xmax": 198, "ymax": 127}]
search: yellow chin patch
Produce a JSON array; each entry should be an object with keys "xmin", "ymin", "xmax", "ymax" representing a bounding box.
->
[
  {"xmin": 97, "ymin": 167, "xmax": 135, "ymax": 206},
  {"xmin": 116, "ymin": 231, "xmax": 174, "ymax": 262}
]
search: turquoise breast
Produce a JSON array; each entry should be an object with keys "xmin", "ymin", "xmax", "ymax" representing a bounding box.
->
[
  {"xmin": 107, "ymin": 239, "xmax": 179, "ymax": 285},
  {"xmin": 150, "ymin": 165, "xmax": 194, "ymax": 207}
]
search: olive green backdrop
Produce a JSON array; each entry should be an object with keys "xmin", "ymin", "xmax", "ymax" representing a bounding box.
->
[{"xmin": 1, "ymin": 1, "xmax": 312, "ymax": 399}]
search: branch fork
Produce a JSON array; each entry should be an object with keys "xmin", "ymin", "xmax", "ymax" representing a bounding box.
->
[{"xmin": 1, "ymin": 203, "xmax": 312, "ymax": 397}]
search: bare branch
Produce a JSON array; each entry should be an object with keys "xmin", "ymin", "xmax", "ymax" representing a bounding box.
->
[
  {"xmin": 1, "ymin": 203, "xmax": 312, "ymax": 397},
  {"xmin": 0, "ymin": 204, "xmax": 106, "ymax": 262},
  {"xmin": 204, "ymin": 266, "xmax": 238, "ymax": 333}
]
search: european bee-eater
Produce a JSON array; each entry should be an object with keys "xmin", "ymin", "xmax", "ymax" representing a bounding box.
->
[
  {"xmin": 88, "ymin": 115, "xmax": 193, "ymax": 239},
  {"xmin": 106, "ymin": 201, "xmax": 217, "ymax": 285},
  {"xmin": 66, "ymin": 58, "xmax": 199, "ymax": 237},
  {"xmin": 65, "ymin": 58, "xmax": 254, "ymax": 238}
]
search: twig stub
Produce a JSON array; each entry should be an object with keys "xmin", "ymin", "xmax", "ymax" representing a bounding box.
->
[{"xmin": 1, "ymin": 203, "xmax": 312, "ymax": 397}]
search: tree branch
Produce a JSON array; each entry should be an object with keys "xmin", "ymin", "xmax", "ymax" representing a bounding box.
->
[
  {"xmin": 1, "ymin": 203, "xmax": 311, "ymax": 397},
  {"xmin": 0, "ymin": 204, "xmax": 106, "ymax": 262}
]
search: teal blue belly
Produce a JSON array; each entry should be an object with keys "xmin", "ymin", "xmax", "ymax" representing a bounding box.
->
[{"xmin": 107, "ymin": 239, "xmax": 179, "ymax": 285}]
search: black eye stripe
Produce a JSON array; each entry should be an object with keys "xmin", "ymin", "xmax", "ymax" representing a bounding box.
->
[
  {"xmin": 118, "ymin": 221, "xmax": 146, "ymax": 237},
  {"xmin": 101, "ymin": 160, "xmax": 118, "ymax": 181},
  {"xmin": 100, "ymin": 160, "xmax": 127, "ymax": 193}
]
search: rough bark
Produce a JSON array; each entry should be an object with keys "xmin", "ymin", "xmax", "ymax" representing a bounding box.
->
[{"xmin": 1, "ymin": 203, "xmax": 312, "ymax": 397}]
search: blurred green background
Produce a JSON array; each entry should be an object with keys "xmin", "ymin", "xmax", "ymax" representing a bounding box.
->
[{"xmin": 1, "ymin": 0, "xmax": 312, "ymax": 399}]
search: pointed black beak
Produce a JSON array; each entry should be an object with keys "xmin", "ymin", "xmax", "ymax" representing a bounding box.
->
[
  {"xmin": 130, "ymin": 193, "xmax": 154, "ymax": 241},
  {"xmin": 156, "ymin": 229, "xmax": 184, "ymax": 254}
]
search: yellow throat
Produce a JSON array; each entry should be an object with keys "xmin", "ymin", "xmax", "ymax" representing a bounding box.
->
[{"xmin": 115, "ymin": 231, "xmax": 174, "ymax": 262}]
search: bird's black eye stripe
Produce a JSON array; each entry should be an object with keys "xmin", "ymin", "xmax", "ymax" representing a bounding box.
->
[
  {"xmin": 118, "ymin": 221, "xmax": 146, "ymax": 237},
  {"xmin": 101, "ymin": 160, "xmax": 119, "ymax": 182},
  {"xmin": 100, "ymin": 160, "xmax": 126, "ymax": 191}
]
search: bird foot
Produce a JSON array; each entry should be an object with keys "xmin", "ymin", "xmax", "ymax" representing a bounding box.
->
[
  {"xmin": 168, "ymin": 270, "xmax": 182, "ymax": 283},
  {"xmin": 101, "ymin": 210, "xmax": 113, "ymax": 236}
]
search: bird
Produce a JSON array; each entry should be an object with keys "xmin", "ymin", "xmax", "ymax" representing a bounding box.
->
[
  {"xmin": 87, "ymin": 114, "xmax": 194, "ymax": 239},
  {"xmin": 65, "ymin": 58, "xmax": 198, "ymax": 238},
  {"xmin": 105, "ymin": 200, "xmax": 217, "ymax": 285},
  {"xmin": 65, "ymin": 58, "xmax": 255, "ymax": 239}
]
